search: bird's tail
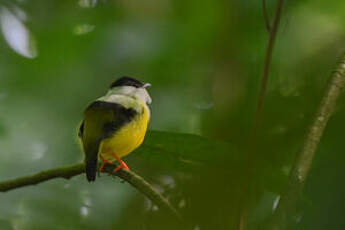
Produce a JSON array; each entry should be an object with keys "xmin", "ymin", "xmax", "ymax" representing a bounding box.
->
[{"xmin": 85, "ymin": 153, "xmax": 98, "ymax": 182}]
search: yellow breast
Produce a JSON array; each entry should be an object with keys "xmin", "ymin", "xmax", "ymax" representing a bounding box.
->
[{"xmin": 99, "ymin": 103, "xmax": 148, "ymax": 159}]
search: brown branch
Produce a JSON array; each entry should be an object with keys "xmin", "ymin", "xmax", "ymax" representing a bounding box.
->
[
  {"xmin": 267, "ymin": 54, "xmax": 345, "ymax": 230},
  {"xmin": 254, "ymin": 0, "xmax": 284, "ymax": 134},
  {"xmin": 0, "ymin": 163, "xmax": 182, "ymax": 221},
  {"xmin": 240, "ymin": 1, "xmax": 285, "ymax": 229},
  {"xmin": 262, "ymin": 0, "xmax": 271, "ymax": 32}
]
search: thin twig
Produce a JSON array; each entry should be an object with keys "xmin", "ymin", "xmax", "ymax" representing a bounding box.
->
[
  {"xmin": 267, "ymin": 54, "xmax": 345, "ymax": 230},
  {"xmin": 0, "ymin": 164, "xmax": 85, "ymax": 191},
  {"xmin": 253, "ymin": 0, "xmax": 284, "ymax": 134},
  {"xmin": 239, "ymin": 1, "xmax": 285, "ymax": 229},
  {"xmin": 0, "ymin": 163, "xmax": 182, "ymax": 221},
  {"xmin": 262, "ymin": 0, "xmax": 271, "ymax": 32}
]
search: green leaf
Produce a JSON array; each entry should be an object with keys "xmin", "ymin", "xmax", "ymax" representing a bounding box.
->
[
  {"xmin": 0, "ymin": 219, "xmax": 13, "ymax": 230},
  {"xmin": 134, "ymin": 130, "xmax": 242, "ymax": 171}
]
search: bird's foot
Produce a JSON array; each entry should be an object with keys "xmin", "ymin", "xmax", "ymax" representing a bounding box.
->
[
  {"xmin": 113, "ymin": 160, "xmax": 129, "ymax": 173},
  {"xmin": 99, "ymin": 159, "xmax": 112, "ymax": 172}
]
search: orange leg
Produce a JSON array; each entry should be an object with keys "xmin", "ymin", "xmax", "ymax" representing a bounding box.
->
[
  {"xmin": 99, "ymin": 154, "xmax": 112, "ymax": 172},
  {"xmin": 111, "ymin": 151, "xmax": 130, "ymax": 172}
]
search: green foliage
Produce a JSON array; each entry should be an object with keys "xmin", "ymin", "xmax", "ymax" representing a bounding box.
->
[
  {"xmin": 137, "ymin": 130, "xmax": 240, "ymax": 170},
  {"xmin": 0, "ymin": 0, "xmax": 345, "ymax": 229}
]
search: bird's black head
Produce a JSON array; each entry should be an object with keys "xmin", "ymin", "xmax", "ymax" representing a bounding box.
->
[{"xmin": 110, "ymin": 76, "xmax": 144, "ymax": 89}]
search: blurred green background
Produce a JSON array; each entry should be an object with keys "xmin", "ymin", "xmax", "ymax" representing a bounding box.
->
[{"xmin": 0, "ymin": 0, "xmax": 345, "ymax": 229}]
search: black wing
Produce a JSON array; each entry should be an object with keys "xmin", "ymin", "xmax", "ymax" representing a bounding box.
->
[
  {"xmin": 78, "ymin": 121, "xmax": 84, "ymax": 138},
  {"xmin": 81, "ymin": 101, "xmax": 137, "ymax": 182}
]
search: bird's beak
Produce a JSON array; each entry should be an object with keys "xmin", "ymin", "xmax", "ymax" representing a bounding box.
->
[{"xmin": 142, "ymin": 83, "xmax": 151, "ymax": 88}]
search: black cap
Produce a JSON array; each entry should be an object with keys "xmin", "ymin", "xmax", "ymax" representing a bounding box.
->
[{"xmin": 110, "ymin": 76, "xmax": 144, "ymax": 88}]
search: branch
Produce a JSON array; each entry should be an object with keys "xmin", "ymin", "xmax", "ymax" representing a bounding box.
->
[
  {"xmin": 267, "ymin": 54, "xmax": 345, "ymax": 230},
  {"xmin": 241, "ymin": 1, "xmax": 284, "ymax": 228},
  {"xmin": 262, "ymin": 0, "xmax": 271, "ymax": 32},
  {"xmin": 254, "ymin": 0, "xmax": 284, "ymax": 133},
  {"xmin": 0, "ymin": 163, "xmax": 182, "ymax": 221}
]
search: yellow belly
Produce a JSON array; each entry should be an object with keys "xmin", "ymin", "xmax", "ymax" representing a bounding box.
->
[{"xmin": 99, "ymin": 106, "xmax": 148, "ymax": 160}]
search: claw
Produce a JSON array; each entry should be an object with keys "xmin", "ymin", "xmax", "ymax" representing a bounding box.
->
[
  {"xmin": 99, "ymin": 154, "xmax": 112, "ymax": 172},
  {"xmin": 113, "ymin": 162, "xmax": 129, "ymax": 173},
  {"xmin": 111, "ymin": 151, "xmax": 130, "ymax": 173}
]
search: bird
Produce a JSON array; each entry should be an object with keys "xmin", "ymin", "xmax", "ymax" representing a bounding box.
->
[{"xmin": 78, "ymin": 76, "xmax": 152, "ymax": 182}]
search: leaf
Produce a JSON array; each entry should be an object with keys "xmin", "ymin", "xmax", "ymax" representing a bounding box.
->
[
  {"xmin": 133, "ymin": 130, "xmax": 242, "ymax": 171},
  {"xmin": 0, "ymin": 6, "xmax": 37, "ymax": 58},
  {"xmin": 0, "ymin": 219, "xmax": 13, "ymax": 230}
]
